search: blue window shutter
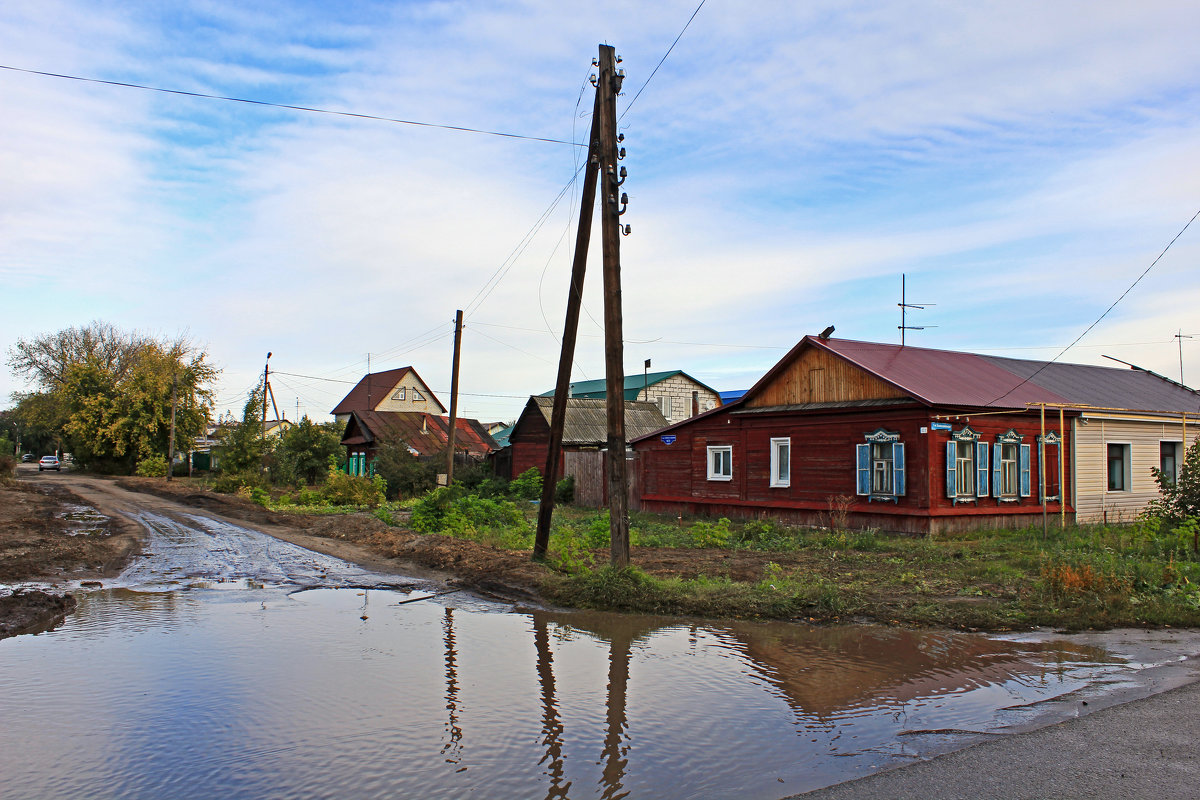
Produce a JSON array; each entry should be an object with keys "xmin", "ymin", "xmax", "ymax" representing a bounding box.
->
[
  {"xmin": 945, "ymin": 441, "xmax": 957, "ymax": 498},
  {"xmin": 992, "ymin": 441, "xmax": 1002, "ymax": 498},
  {"xmin": 856, "ymin": 443, "xmax": 870, "ymax": 496},
  {"xmin": 976, "ymin": 442, "xmax": 989, "ymax": 497},
  {"xmin": 893, "ymin": 442, "xmax": 906, "ymax": 496},
  {"xmin": 1020, "ymin": 444, "xmax": 1032, "ymax": 497}
]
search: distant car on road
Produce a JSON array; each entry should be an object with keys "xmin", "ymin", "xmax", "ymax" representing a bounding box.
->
[
  {"xmin": 38, "ymin": 456, "xmax": 61, "ymax": 472},
  {"xmin": 21, "ymin": 454, "xmax": 35, "ymax": 462}
]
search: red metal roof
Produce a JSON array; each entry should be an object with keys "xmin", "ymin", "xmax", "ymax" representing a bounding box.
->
[
  {"xmin": 810, "ymin": 338, "xmax": 1073, "ymax": 408},
  {"xmin": 331, "ymin": 367, "xmax": 446, "ymax": 416},
  {"xmin": 342, "ymin": 411, "xmax": 497, "ymax": 459}
]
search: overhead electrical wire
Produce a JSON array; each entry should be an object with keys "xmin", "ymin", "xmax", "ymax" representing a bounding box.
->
[
  {"xmin": 0, "ymin": 63, "xmax": 583, "ymax": 147},
  {"xmin": 988, "ymin": 207, "xmax": 1200, "ymax": 405},
  {"xmin": 620, "ymin": 0, "xmax": 707, "ymax": 120}
]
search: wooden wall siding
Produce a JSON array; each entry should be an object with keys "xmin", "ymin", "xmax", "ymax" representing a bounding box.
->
[
  {"xmin": 923, "ymin": 413, "xmax": 1071, "ymax": 515},
  {"xmin": 747, "ymin": 347, "xmax": 907, "ymax": 408},
  {"xmin": 1074, "ymin": 417, "xmax": 1196, "ymax": 523},
  {"xmin": 374, "ymin": 374, "xmax": 443, "ymax": 415},
  {"xmin": 635, "ymin": 406, "xmax": 1072, "ymax": 530}
]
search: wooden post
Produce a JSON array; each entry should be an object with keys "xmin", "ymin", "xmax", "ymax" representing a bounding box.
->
[
  {"xmin": 597, "ymin": 44, "xmax": 631, "ymax": 568},
  {"xmin": 446, "ymin": 310, "xmax": 464, "ymax": 485},
  {"xmin": 533, "ymin": 86, "xmax": 602, "ymax": 561},
  {"xmin": 1040, "ymin": 403, "xmax": 1047, "ymax": 539},
  {"xmin": 167, "ymin": 372, "xmax": 178, "ymax": 482},
  {"xmin": 1059, "ymin": 406, "xmax": 1066, "ymax": 528}
]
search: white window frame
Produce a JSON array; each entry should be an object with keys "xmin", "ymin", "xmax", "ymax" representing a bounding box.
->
[
  {"xmin": 412, "ymin": 388, "xmax": 424, "ymax": 401},
  {"xmin": 1107, "ymin": 442, "xmax": 1131, "ymax": 492},
  {"xmin": 707, "ymin": 445, "xmax": 732, "ymax": 481},
  {"xmin": 955, "ymin": 440, "xmax": 975, "ymax": 497},
  {"xmin": 393, "ymin": 387, "xmax": 406, "ymax": 400},
  {"xmin": 1160, "ymin": 440, "xmax": 1182, "ymax": 486},
  {"xmin": 770, "ymin": 437, "xmax": 790, "ymax": 488}
]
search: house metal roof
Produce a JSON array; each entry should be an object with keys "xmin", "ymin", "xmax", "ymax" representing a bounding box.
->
[
  {"xmin": 331, "ymin": 367, "xmax": 446, "ymax": 416},
  {"xmin": 342, "ymin": 411, "xmax": 497, "ymax": 459},
  {"xmin": 525, "ymin": 396, "xmax": 669, "ymax": 445},
  {"xmin": 538, "ymin": 370, "xmax": 720, "ymax": 401},
  {"xmin": 632, "ymin": 335, "xmax": 1200, "ymax": 444}
]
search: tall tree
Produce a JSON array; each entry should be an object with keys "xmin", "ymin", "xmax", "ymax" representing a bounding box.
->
[{"xmin": 8, "ymin": 323, "xmax": 217, "ymax": 472}]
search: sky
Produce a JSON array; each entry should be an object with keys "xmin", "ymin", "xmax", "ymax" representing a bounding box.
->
[{"xmin": 3, "ymin": 0, "xmax": 1200, "ymax": 425}]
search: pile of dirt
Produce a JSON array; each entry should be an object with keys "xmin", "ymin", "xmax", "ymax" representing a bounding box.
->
[{"xmin": 0, "ymin": 590, "xmax": 77, "ymax": 639}]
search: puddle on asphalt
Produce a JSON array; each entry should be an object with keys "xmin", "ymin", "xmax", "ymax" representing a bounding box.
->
[{"xmin": 3, "ymin": 508, "xmax": 1200, "ymax": 799}]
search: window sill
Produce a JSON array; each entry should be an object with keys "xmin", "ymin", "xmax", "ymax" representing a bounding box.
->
[
  {"xmin": 707, "ymin": 476, "xmax": 732, "ymax": 482},
  {"xmin": 770, "ymin": 482, "xmax": 790, "ymax": 489},
  {"xmin": 867, "ymin": 495, "xmax": 899, "ymax": 503}
]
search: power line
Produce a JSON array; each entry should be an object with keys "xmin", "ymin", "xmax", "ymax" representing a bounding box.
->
[
  {"xmin": 0, "ymin": 63, "xmax": 583, "ymax": 147},
  {"xmin": 989, "ymin": 207, "xmax": 1200, "ymax": 405},
  {"xmin": 620, "ymin": 0, "xmax": 707, "ymax": 119}
]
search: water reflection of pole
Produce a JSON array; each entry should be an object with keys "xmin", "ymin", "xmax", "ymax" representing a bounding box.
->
[
  {"xmin": 534, "ymin": 617, "xmax": 569, "ymax": 799},
  {"xmin": 442, "ymin": 607, "xmax": 463, "ymax": 763},
  {"xmin": 600, "ymin": 626, "xmax": 632, "ymax": 800}
]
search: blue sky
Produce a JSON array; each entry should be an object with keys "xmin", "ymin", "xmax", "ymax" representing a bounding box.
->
[{"xmin": 3, "ymin": 0, "xmax": 1200, "ymax": 423}]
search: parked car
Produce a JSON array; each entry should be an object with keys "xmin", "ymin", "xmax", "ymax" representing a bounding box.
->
[
  {"xmin": 21, "ymin": 453, "xmax": 35, "ymax": 462},
  {"xmin": 38, "ymin": 456, "xmax": 61, "ymax": 472}
]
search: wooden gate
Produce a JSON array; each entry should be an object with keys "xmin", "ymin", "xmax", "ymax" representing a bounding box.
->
[{"xmin": 562, "ymin": 450, "xmax": 641, "ymax": 510}]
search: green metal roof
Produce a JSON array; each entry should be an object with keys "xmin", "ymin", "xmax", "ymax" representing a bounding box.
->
[{"xmin": 539, "ymin": 370, "xmax": 718, "ymax": 401}]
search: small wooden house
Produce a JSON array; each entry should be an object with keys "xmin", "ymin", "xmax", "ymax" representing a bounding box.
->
[
  {"xmin": 501, "ymin": 397, "xmax": 668, "ymax": 493},
  {"xmin": 633, "ymin": 335, "xmax": 1200, "ymax": 533},
  {"xmin": 341, "ymin": 411, "xmax": 497, "ymax": 476}
]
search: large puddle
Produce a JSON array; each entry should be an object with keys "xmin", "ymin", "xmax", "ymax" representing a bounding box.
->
[{"xmin": 2, "ymin": 509, "xmax": 1199, "ymax": 799}]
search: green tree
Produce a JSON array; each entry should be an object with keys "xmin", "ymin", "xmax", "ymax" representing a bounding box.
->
[
  {"xmin": 1150, "ymin": 437, "xmax": 1200, "ymax": 526},
  {"xmin": 217, "ymin": 388, "xmax": 267, "ymax": 476},
  {"xmin": 8, "ymin": 324, "xmax": 218, "ymax": 472},
  {"xmin": 273, "ymin": 417, "xmax": 344, "ymax": 485},
  {"xmin": 373, "ymin": 439, "xmax": 435, "ymax": 499}
]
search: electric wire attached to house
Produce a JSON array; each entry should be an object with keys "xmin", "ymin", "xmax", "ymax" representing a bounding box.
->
[{"xmin": 987, "ymin": 206, "xmax": 1200, "ymax": 405}]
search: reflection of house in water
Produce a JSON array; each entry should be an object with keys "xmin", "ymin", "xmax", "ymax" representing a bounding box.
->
[{"xmin": 718, "ymin": 622, "xmax": 1116, "ymax": 721}]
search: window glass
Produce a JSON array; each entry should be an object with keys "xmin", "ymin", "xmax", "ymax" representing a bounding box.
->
[
  {"xmin": 1107, "ymin": 443, "xmax": 1127, "ymax": 491},
  {"xmin": 1000, "ymin": 443, "xmax": 1019, "ymax": 496},
  {"xmin": 412, "ymin": 389, "xmax": 424, "ymax": 401},
  {"xmin": 770, "ymin": 438, "xmax": 790, "ymax": 487},
  {"xmin": 871, "ymin": 442, "xmax": 893, "ymax": 494},
  {"xmin": 1160, "ymin": 442, "xmax": 1179, "ymax": 485},
  {"xmin": 955, "ymin": 441, "xmax": 975, "ymax": 496},
  {"xmin": 707, "ymin": 445, "xmax": 732, "ymax": 481}
]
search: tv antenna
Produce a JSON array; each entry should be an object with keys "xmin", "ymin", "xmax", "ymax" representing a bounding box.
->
[
  {"xmin": 898, "ymin": 274, "xmax": 936, "ymax": 346},
  {"xmin": 1176, "ymin": 330, "xmax": 1197, "ymax": 385}
]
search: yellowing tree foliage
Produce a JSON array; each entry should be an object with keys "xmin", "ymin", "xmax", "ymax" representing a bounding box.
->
[{"xmin": 8, "ymin": 322, "xmax": 217, "ymax": 473}]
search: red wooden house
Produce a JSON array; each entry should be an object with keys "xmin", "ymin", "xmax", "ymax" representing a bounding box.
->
[{"xmin": 633, "ymin": 335, "xmax": 1078, "ymax": 534}]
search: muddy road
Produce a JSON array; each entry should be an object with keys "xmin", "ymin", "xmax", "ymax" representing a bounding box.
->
[{"xmin": 1, "ymin": 468, "xmax": 444, "ymax": 636}]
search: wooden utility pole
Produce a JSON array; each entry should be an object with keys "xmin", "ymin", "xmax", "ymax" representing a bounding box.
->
[
  {"xmin": 533, "ymin": 87, "xmax": 602, "ymax": 561},
  {"xmin": 446, "ymin": 310, "xmax": 464, "ymax": 485},
  {"xmin": 261, "ymin": 352, "xmax": 271, "ymax": 440},
  {"xmin": 597, "ymin": 44, "xmax": 631, "ymax": 568},
  {"xmin": 167, "ymin": 372, "xmax": 178, "ymax": 482}
]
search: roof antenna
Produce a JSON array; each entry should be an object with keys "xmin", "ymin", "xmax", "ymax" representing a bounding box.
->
[
  {"xmin": 899, "ymin": 273, "xmax": 936, "ymax": 346},
  {"xmin": 818, "ymin": 325, "xmax": 835, "ymax": 340}
]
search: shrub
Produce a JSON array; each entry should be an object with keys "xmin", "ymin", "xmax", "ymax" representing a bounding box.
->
[
  {"xmin": 0, "ymin": 454, "xmax": 15, "ymax": 484},
  {"xmin": 689, "ymin": 517, "xmax": 732, "ymax": 548},
  {"xmin": 509, "ymin": 467, "xmax": 543, "ymax": 500},
  {"xmin": 321, "ymin": 469, "xmax": 386, "ymax": 508},
  {"xmin": 135, "ymin": 456, "xmax": 168, "ymax": 477},
  {"xmin": 212, "ymin": 470, "xmax": 263, "ymax": 494},
  {"xmin": 555, "ymin": 475, "xmax": 575, "ymax": 504},
  {"xmin": 409, "ymin": 486, "xmax": 527, "ymax": 536}
]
